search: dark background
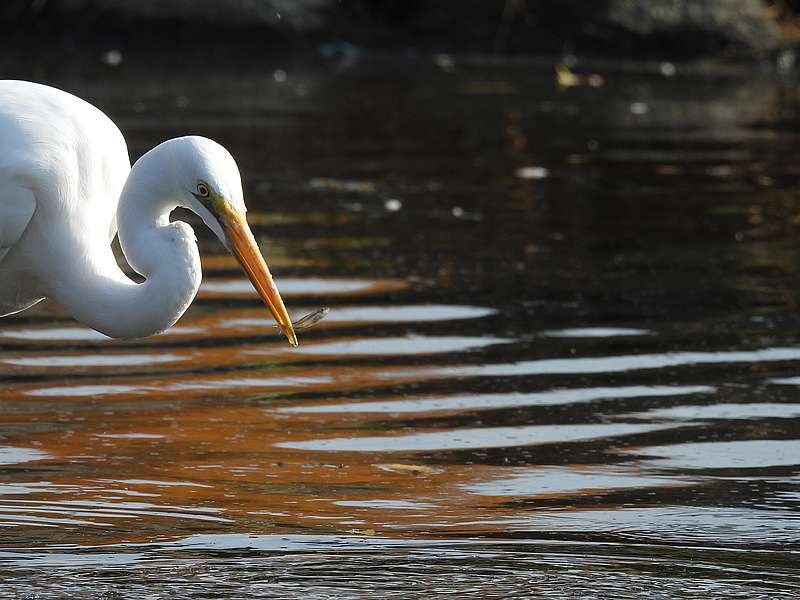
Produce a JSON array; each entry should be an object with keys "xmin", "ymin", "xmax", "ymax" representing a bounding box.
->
[{"xmin": 2, "ymin": 0, "xmax": 800, "ymax": 64}]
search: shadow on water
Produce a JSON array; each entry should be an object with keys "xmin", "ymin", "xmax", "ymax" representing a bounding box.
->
[{"xmin": 3, "ymin": 53, "xmax": 800, "ymax": 595}]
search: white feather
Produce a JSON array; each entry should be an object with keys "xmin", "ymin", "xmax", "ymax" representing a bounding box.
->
[{"xmin": 0, "ymin": 80, "xmax": 257, "ymax": 338}]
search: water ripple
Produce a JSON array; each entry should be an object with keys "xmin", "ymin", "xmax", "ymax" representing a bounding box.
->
[
  {"xmin": 200, "ymin": 277, "xmax": 405, "ymax": 296},
  {"xmin": 0, "ymin": 447, "xmax": 50, "ymax": 465},
  {"xmin": 540, "ymin": 327, "xmax": 652, "ymax": 338},
  {"xmin": 622, "ymin": 440, "xmax": 800, "ymax": 470},
  {"xmin": 278, "ymin": 385, "xmax": 715, "ymax": 414},
  {"xmin": 276, "ymin": 422, "xmax": 684, "ymax": 452},
  {"xmin": 0, "ymin": 326, "xmax": 201, "ymax": 341},
  {"xmin": 0, "ymin": 353, "xmax": 187, "ymax": 368},
  {"xmin": 283, "ymin": 335, "xmax": 511, "ymax": 357},
  {"xmin": 23, "ymin": 375, "xmax": 333, "ymax": 397},
  {"xmin": 630, "ymin": 403, "xmax": 800, "ymax": 421},
  {"xmin": 526, "ymin": 507, "xmax": 800, "ymax": 545},
  {"xmin": 0, "ymin": 499, "xmax": 230, "ymax": 528},
  {"xmin": 404, "ymin": 347, "xmax": 800, "ymax": 378},
  {"xmin": 462, "ymin": 466, "xmax": 691, "ymax": 497},
  {"xmin": 219, "ymin": 304, "xmax": 495, "ymax": 328}
]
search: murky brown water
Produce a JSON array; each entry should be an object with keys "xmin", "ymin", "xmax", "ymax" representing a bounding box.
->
[{"xmin": 2, "ymin": 52, "xmax": 800, "ymax": 596}]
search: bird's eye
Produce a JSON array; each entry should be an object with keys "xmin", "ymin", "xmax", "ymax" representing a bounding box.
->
[{"xmin": 196, "ymin": 183, "xmax": 210, "ymax": 197}]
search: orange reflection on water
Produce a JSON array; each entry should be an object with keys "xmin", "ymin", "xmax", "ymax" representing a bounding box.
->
[
  {"xmin": 0, "ymin": 273, "xmax": 702, "ymax": 549},
  {"xmin": 0, "ymin": 375, "xmax": 695, "ymax": 548}
]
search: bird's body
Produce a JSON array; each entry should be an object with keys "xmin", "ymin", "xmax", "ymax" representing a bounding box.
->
[
  {"xmin": 0, "ymin": 80, "xmax": 129, "ymax": 318},
  {"xmin": 0, "ymin": 80, "xmax": 298, "ymax": 343}
]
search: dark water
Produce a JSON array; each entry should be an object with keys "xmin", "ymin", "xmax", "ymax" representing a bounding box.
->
[{"xmin": 2, "ymin": 53, "xmax": 800, "ymax": 596}]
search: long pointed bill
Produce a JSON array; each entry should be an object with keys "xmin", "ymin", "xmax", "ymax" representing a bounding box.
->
[{"xmin": 223, "ymin": 211, "xmax": 298, "ymax": 347}]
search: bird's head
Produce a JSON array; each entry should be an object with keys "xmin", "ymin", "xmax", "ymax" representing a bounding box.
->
[{"xmin": 173, "ymin": 136, "xmax": 297, "ymax": 347}]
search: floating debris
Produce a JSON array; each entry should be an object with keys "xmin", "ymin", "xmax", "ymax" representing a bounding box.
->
[
  {"xmin": 515, "ymin": 166, "xmax": 549, "ymax": 180},
  {"xmin": 384, "ymin": 198, "xmax": 402, "ymax": 212},
  {"xmin": 375, "ymin": 463, "xmax": 439, "ymax": 475},
  {"xmin": 660, "ymin": 62, "xmax": 677, "ymax": 77},
  {"xmin": 308, "ymin": 178, "xmax": 376, "ymax": 193},
  {"xmin": 103, "ymin": 49, "xmax": 122, "ymax": 66},
  {"xmin": 434, "ymin": 53, "xmax": 455, "ymax": 71},
  {"xmin": 556, "ymin": 64, "xmax": 604, "ymax": 89}
]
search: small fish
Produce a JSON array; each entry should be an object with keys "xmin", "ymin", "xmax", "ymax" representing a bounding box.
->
[{"xmin": 278, "ymin": 307, "xmax": 330, "ymax": 331}]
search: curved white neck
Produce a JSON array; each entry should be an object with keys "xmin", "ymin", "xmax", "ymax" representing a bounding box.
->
[{"xmin": 47, "ymin": 149, "xmax": 201, "ymax": 339}]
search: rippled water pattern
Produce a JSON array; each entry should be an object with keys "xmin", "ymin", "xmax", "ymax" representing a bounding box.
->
[{"xmin": 2, "ymin": 56, "xmax": 800, "ymax": 596}]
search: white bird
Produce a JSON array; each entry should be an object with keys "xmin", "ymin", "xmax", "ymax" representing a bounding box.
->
[{"xmin": 0, "ymin": 80, "xmax": 298, "ymax": 345}]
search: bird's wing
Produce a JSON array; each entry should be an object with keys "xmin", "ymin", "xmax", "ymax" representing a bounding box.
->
[{"xmin": 0, "ymin": 182, "xmax": 35, "ymax": 265}]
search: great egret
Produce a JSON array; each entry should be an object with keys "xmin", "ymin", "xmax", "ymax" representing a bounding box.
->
[{"xmin": 0, "ymin": 80, "xmax": 299, "ymax": 345}]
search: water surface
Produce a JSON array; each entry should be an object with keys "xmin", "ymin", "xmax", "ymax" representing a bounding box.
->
[{"xmin": 2, "ymin": 54, "xmax": 800, "ymax": 596}]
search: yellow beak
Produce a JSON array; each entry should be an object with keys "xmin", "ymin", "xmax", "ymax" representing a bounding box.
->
[{"xmin": 222, "ymin": 210, "xmax": 298, "ymax": 347}]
